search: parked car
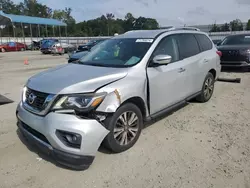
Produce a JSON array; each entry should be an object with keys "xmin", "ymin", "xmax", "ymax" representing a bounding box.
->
[
  {"xmin": 217, "ymin": 34, "xmax": 250, "ymax": 70},
  {"xmin": 40, "ymin": 39, "xmax": 59, "ymax": 54},
  {"xmin": 0, "ymin": 42, "xmax": 27, "ymax": 52},
  {"xmin": 77, "ymin": 39, "xmax": 106, "ymax": 51},
  {"xmin": 212, "ymin": 39, "xmax": 222, "ymax": 46},
  {"xmin": 16, "ymin": 27, "xmax": 221, "ymax": 169},
  {"xmin": 51, "ymin": 42, "xmax": 76, "ymax": 55},
  {"xmin": 26, "ymin": 41, "xmax": 41, "ymax": 51},
  {"xmin": 68, "ymin": 51, "xmax": 89, "ymax": 63}
]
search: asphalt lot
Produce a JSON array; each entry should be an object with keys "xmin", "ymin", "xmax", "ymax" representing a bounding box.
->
[{"xmin": 0, "ymin": 51, "xmax": 250, "ymax": 188}]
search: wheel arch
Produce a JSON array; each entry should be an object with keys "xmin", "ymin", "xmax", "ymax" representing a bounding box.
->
[
  {"xmin": 209, "ymin": 69, "xmax": 216, "ymax": 79},
  {"xmin": 121, "ymin": 96, "xmax": 147, "ymax": 120}
]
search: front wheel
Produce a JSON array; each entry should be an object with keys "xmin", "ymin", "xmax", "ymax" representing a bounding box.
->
[
  {"xmin": 196, "ymin": 72, "xmax": 215, "ymax": 103},
  {"xmin": 103, "ymin": 103, "xmax": 143, "ymax": 153},
  {"xmin": 1, "ymin": 48, "xmax": 6, "ymax": 52}
]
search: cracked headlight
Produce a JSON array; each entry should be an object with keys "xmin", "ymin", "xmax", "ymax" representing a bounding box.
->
[{"xmin": 52, "ymin": 92, "xmax": 107, "ymax": 112}]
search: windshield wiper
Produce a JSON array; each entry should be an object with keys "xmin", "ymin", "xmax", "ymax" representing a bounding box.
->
[{"xmin": 79, "ymin": 62, "xmax": 109, "ymax": 67}]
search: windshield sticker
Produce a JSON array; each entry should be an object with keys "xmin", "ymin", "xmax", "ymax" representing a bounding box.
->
[
  {"xmin": 245, "ymin": 36, "xmax": 250, "ymax": 38},
  {"xmin": 136, "ymin": 39, "xmax": 153, "ymax": 43}
]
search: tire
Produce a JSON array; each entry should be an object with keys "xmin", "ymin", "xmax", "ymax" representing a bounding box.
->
[
  {"xmin": 196, "ymin": 72, "xmax": 215, "ymax": 103},
  {"xmin": 103, "ymin": 103, "xmax": 143, "ymax": 153},
  {"xmin": 20, "ymin": 48, "xmax": 25, "ymax": 51},
  {"xmin": 1, "ymin": 48, "xmax": 6, "ymax": 52}
]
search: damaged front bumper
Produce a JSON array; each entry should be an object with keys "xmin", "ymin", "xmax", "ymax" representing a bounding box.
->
[{"xmin": 16, "ymin": 102, "xmax": 109, "ymax": 170}]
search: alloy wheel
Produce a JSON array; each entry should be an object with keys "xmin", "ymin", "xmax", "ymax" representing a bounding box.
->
[
  {"xmin": 113, "ymin": 111, "xmax": 139, "ymax": 146},
  {"xmin": 204, "ymin": 77, "xmax": 214, "ymax": 99}
]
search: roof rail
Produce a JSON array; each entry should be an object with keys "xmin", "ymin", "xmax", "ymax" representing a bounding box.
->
[{"xmin": 168, "ymin": 27, "xmax": 200, "ymax": 31}]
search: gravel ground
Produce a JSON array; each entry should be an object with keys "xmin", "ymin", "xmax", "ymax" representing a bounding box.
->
[{"xmin": 0, "ymin": 51, "xmax": 250, "ymax": 188}]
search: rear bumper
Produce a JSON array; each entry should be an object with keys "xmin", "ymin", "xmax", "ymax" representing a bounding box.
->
[
  {"xmin": 17, "ymin": 120, "xmax": 94, "ymax": 170},
  {"xmin": 221, "ymin": 61, "xmax": 250, "ymax": 68}
]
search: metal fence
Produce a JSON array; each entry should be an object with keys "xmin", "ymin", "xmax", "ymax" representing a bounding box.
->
[
  {"xmin": 1, "ymin": 30, "xmax": 250, "ymax": 45},
  {"xmin": 209, "ymin": 30, "xmax": 250, "ymax": 40},
  {"xmin": 0, "ymin": 36, "xmax": 111, "ymax": 46}
]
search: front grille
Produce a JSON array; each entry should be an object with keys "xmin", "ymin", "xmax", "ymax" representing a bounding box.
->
[
  {"xmin": 25, "ymin": 88, "xmax": 49, "ymax": 111},
  {"xmin": 221, "ymin": 50, "xmax": 241, "ymax": 61},
  {"xmin": 21, "ymin": 122, "xmax": 50, "ymax": 145}
]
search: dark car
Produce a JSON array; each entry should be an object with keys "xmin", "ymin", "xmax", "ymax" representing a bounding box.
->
[
  {"xmin": 217, "ymin": 34, "xmax": 250, "ymax": 70},
  {"xmin": 77, "ymin": 39, "xmax": 105, "ymax": 51},
  {"xmin": 40, "ymin": 39, "xmax": 59, "ymax": 54},
  {"xmin": 68, "ymin": 51, "xmax": 89, "ymax": 63},
  {"xmin": 26, "ymin": 41, "xmax": 41, "ymax": 50},
  {"xmin": 212, "ymin": 39, "xmax": 222, "ymax": 45}
]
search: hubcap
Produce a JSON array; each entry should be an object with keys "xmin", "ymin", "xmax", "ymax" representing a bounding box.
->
[
  {"xmin": 204, "ymin": 77, "xmax": 214, "ymax": 99},
  {"xmin": 114, "ymin": 111, "xmax": 139, "ymax": 146}
]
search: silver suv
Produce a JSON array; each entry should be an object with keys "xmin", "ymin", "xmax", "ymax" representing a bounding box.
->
[{"xmin": 16, "ymin": 27, "xmax": 221, "ymax": 169}]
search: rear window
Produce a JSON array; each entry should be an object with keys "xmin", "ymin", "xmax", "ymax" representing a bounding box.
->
[
  {"xmin": 195, "ymin": 34, "xmax": 213, "ymax": 52},
  {"xmin": 175, "ymin": 34, "xmax": 200, "ymax": 59}
]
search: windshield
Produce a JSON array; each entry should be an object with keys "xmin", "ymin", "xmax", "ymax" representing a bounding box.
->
[
  {"xmin": 221, "ymin": 35, "xmax": 250, "ymax": 45},
  {"xmin": 86, "ymin": 40, "xmax": 96, "ymax": 45},
  {"xmin": 79, "ymin": 38, "xmax": 152, "ymax": 67},
  {"xmin": 42, "ymin": 40, "xmax": 56, "ymax": 48}
]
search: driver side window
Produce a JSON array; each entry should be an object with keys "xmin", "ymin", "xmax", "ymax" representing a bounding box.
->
[
  {"xmin": 9, "ymin": 42, "xmax": 15, "ymax": 47},
  {"xmin": 153, "ymin": 36, "xmax": 179, "ymax": 63}
]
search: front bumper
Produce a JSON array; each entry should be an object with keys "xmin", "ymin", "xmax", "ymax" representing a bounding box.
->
[
  {"xmin": 221, "ymin": 61, "xmax": 250, "ymax": 68},
  {"xmin": 16, "ymin": 102, "xmax": 109, "ymax": 169},
  {"xmin": 41, "ymin": 48, "xmax": 52, "ymax": 54}
]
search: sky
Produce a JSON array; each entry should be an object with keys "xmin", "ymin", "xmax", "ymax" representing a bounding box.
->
[{"xmin": 13, "ymin": 0, "xmax": 250, "ymax": 26}]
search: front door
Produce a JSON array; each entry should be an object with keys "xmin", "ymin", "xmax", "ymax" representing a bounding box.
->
[
  {"xmin": 147, "ymin": 35, "xmax": 188, "ymax": 115},
  {"xmin": 8, "ymin": 42, "xmax": 16, "ymax": 51}
]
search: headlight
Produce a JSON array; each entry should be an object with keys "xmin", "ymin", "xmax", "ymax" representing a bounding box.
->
[{"xmin": 52, "ymin": 92, "xmax": 107, "ymax": 112}]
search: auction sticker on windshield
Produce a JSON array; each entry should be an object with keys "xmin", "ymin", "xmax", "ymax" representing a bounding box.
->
[{"xmin": 136, "ymin": 39, "xmax": 153, "ymax": 43}]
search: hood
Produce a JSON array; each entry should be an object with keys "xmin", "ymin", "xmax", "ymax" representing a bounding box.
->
[
  {"xmin": 27, "ymin": 64, "xmax": 128, "ymax": 94},
  {"xmin": 70, "ymin": 51, "xmax": 88, "ymax": 59},
  {"xmin": 217, "ymin": 44, "xmax": 250, "ymax": 51}
]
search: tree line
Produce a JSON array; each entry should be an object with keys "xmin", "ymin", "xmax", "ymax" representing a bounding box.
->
[
  {"xmin": 0, "ymin": 0, "xmax": 159, "ymax": 37},
  {"xmin": 210, "ymin": 19, "xmax": 250, "ymax": 32}
]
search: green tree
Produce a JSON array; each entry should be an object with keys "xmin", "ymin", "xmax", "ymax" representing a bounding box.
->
[
  {"xmin": 0, "ymin": 0, "xmax": 21, "ymax": 14},
  {"xmin": 220, "ymin": 23, "xmax": 230, "ymax": 32},
  {"xmin": 246, "ymin": 19, "xmax": 250, "ymax": 30},
  {"xmin": 124, "ymin": 13, "xmax": 136, "ymax": 31},
  {"xmin": 230, "ymin": 19, "xmax": 243, "ymax": 31},
  {"xmin": 209, "ymin": 24, "xmax": 220, "ymax": 32},
  {"xmin": 53, "ymin": 8, "xmax": 76, "ymax": 36},
  {"xmin": 106, "ymin": 13, "xmax": 115, "ymax": 36}
]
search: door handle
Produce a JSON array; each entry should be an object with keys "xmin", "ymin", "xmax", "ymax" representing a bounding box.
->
[
  {"xmin": 178, "ymin": 68, "xmax": 186, "ymax": 73},
  {"xmin": 204, "ymin": 59, "xmax": 209, "ymax": 63}
]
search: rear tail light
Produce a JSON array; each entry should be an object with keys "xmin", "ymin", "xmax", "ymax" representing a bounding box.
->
[{"xmin": 216, "ymin": 51, "xmax": 222, "ymax": 57}]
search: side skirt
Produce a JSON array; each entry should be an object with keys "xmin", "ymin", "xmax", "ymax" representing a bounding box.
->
[{"xmin": 145, "ymin": 91, "xmax": 201, "ymax": 122}]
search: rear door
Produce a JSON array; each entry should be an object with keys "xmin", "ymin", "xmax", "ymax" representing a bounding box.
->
[
  {"xmin": 194, "ymin": 34, "xmax": 215, "ymax": 92},
  {"xmin": 175, "ymin": 33, "xmax": 202, "ymax": 96}
]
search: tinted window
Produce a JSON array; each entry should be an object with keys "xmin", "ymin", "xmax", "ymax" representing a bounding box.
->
[
  {"xmin": 9, "ymin": 42, "xmax": 15, "ymax": 47},
  {"xmin": 153, "ymin": 36, "xmax": 179, "ymax": 63},
  {"xmin": 221, "ymin": 35, "xmax": 250, "ymax": 45},
  {"xmin": 195, "ymin": 34, "xmax": 213, "ymax": 51},
  {"xmin": 176, "ymin": 34, "xmax": 200, "ymax": 59}
]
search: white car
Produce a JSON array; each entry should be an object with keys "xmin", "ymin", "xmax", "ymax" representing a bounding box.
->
[
  {"xmin": 51, "ymin": 42, "xmax": 76, "ymax": 55},
  {"xmin": 17, "ymin": 27, "xmax": 221, "ymax": 170}
]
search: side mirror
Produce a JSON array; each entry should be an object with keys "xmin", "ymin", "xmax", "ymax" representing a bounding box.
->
[{"xmin": 152, "ymin": 55, "xmax": 172, "ymax": 65}]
